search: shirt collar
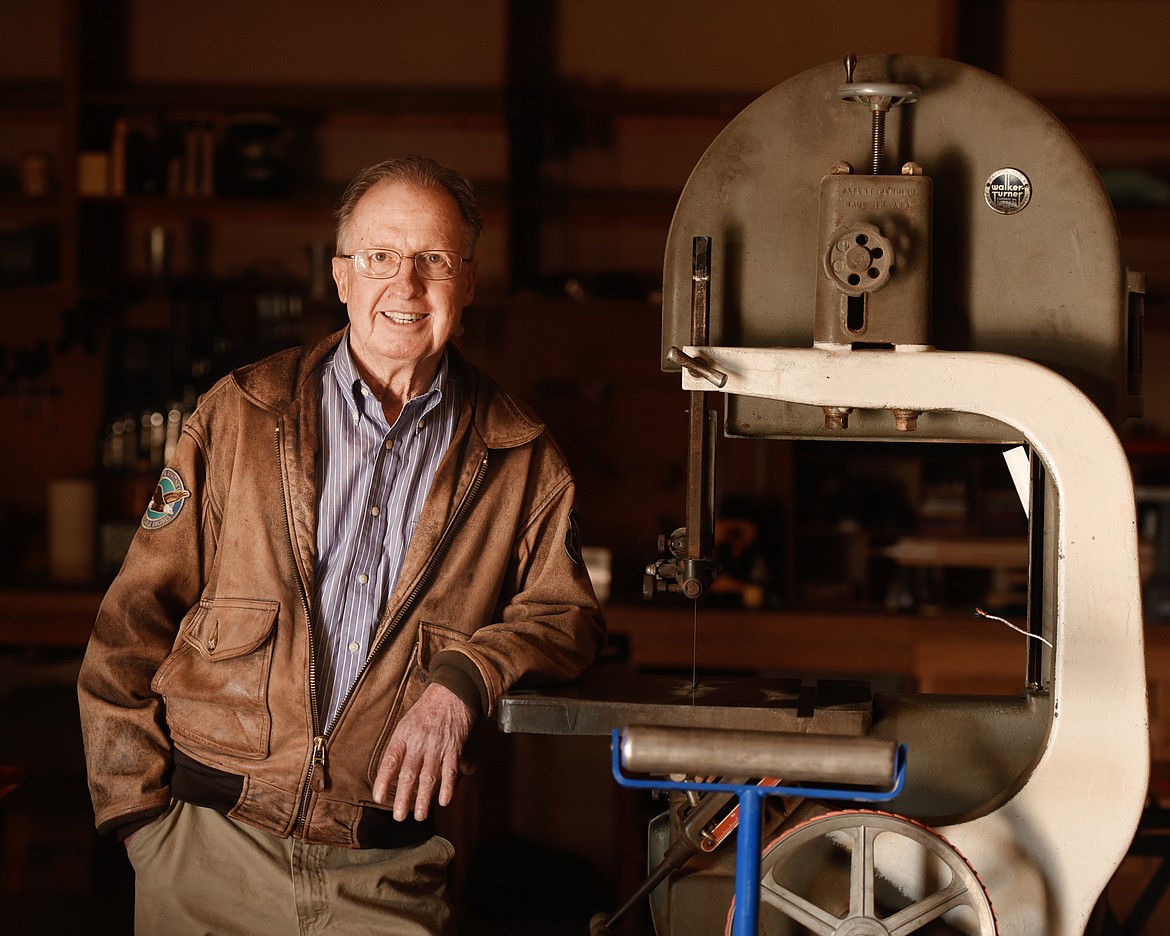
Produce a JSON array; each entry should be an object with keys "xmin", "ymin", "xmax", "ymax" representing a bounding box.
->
[{"xmin": 330, "ymin": 329, "xmax": 450, "ymax": 426}]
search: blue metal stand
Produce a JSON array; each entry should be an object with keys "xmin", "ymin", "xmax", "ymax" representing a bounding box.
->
[{"xmin": 609, "ymin": 728, "xmax": 907, "ymax": 936}]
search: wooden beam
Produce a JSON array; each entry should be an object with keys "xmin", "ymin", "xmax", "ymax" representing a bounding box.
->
[
  {"xmin": 940, "ymin": 0, "xmax": 1006, "ymax": 75},
  {"xmin": 504, "ymin": 0, "xmax": 560, "ymax": 290}
]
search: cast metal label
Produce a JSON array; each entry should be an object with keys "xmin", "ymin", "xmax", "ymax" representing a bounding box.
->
[
  {"xmin": 985, "ymin": 168, "xmax": 1032, "ymax": 215},
  {"xmin": 832, "ymin": 178, "xmax": 924, "ymax": 212}
]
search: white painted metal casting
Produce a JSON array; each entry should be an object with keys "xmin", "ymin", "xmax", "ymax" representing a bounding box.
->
[{"xmin": 682, "ymin": 345, "xmax": 1149, "ymax": 935}]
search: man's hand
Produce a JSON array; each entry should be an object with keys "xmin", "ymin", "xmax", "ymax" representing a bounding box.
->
[{"xmin": 373, "ymin": 682, "xmax": 475, "ymax": 821}]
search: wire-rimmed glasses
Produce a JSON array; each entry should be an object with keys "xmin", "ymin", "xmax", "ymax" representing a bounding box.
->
[{"xmin": 338, "ymin": 248, "xmax": 470, "ymax": 281}]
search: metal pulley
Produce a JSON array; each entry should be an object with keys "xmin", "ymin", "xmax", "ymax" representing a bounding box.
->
[{"xmin": 732, "ymin": 810, "xmax": 999, "ymax": 935}]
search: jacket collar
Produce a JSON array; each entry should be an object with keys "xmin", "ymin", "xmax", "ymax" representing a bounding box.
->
[{"xmin": 229, "ymin": 328, "xmax": 545, "ymax": 451}]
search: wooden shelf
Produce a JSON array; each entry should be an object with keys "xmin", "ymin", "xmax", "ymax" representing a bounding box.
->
[
  {"xmin": 80, "ymin": 82, "xmax": 505, "ymax": 119},
  {"xmin": 514, "ymin": 186, "xmax": 678, "ymax": 223},
  {"xmin": 561, "ymin": 85, "xmax": 754, "ymax": 121},
  {"xmin": 79, "ymin": 191, "xmax": 336, "ymax": 223},
  {"xmin": 0, "ymin": 283, "xmax": 65, "ymax": 301},
  {"xmin": 604, "ymin": 603, "xmax": 1000, "ymax": 675},
  {"xmin": 0, "ymin": 588, "xmax": 103, "ymax": 648},
  {"xmin": 1043, "ymin": 96, "xmax": 1170, "ymax": 138},
  {"xmin": 875, "ymin": 536, "xmax": 1029, "ymax": 570},
  {"xmin": 0, "ymin": 195, "xmax": 63, "ymax": 224},
  {"xmin": 1118, "ymin": 208, "xmax": 1170, "ymax": 239},
  {"xmin": 1127, "ymin": 434, "xmax": 1170, "ymax": 458},
  {"xmin": 76, "ymin": 182, "xmax": 510, "ymax": 222},
  {"xmin": 603, "ymin": 602, "xmax": 1170, "ymax": 696},
  {"xmin": 0, "ymin": 80, "xmax": 62, "ymax": 110}
]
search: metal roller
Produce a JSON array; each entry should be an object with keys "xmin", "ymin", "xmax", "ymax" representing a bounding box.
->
[{"xmin": 621, "ymin": 725, "xmax": 897, "ymax": 787}]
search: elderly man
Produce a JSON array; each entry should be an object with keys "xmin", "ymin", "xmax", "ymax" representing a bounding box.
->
[{"xmin": 78, "ymin": 155, "xmax": 605, "ymax": 934}]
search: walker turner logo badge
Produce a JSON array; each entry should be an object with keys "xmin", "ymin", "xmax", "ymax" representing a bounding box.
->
[
  {"xmin": 142, "ymin": 468, "xmax": 192, "ymax": 530},
  {"xmin": 984, "ymin": 168, "xmax": 1032, "ymax": 215}
]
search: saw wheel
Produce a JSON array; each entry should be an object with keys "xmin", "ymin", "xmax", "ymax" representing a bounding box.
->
[{"xmin": 726, "ymin": 810, "xmax": 998, "ymax": 936}]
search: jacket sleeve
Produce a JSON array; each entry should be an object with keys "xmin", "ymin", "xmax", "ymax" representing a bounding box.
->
[
  {"xmin": 77, "ymin": 419, "xmax": 218, "ymax": 837},
  {"xmin": 429, "ymin": 464, "xmax": 606, "ymax": 720}
]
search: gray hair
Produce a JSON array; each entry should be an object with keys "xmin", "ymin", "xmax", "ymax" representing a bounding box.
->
[{"xmin": 334, "ymin": 155, "xmax": 484, "ymax": 255}]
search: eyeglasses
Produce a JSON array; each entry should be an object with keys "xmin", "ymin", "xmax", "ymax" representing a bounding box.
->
[{"xmin": 338, "ymin": 248, "xmax": 470, "ymax": 281}]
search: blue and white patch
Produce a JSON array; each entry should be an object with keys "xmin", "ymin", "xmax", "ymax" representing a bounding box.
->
[{"xmin": 142, "ymin": 467, "xmax": 191, "ymax": 530}]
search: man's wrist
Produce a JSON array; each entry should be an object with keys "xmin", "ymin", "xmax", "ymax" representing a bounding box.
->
[{"xmin": 427, "ymin": 656, "xmax": 485, "ymax": 720}]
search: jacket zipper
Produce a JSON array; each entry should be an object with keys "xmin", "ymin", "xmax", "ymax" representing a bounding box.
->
[
  {"xmin": 291, "ymin": 450, "xmax": 491, "ymax": 836},
  {"xmin": 273, "ymin": 423, "xmax": 324, "ymax": 832}
]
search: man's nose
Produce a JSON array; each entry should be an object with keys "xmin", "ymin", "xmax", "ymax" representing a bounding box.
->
[{"xmin": 383, "ymin": 258, "xmax": 424, "ymax": 293}]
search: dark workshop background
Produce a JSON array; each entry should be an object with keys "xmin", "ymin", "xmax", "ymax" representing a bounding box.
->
[{"xmin": 2, "ymin": 2, "xmax": 1170, "ymax": 933}]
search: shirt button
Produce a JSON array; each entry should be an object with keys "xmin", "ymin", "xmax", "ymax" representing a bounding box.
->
[
  {"xmin": 417, "ymin": 418, "xmax": 425, "ymax": 429},
  {"xmin": 385, "ymin": 439, "xmax": 392, "ymax": 450},
  {"xmin": 361, "ymin": 387, "xmax": 371, "ymax": 397},
  {"xmin": 370, "ymin": 506, "xmax": 380, "ymax": 517},
  {"xmin": 358, "ymin": 573, "xmax": 369, "ymax": 585},
  {"xmin": 348, "ymin": 641, "xmax": 360, "ymax": 653}
]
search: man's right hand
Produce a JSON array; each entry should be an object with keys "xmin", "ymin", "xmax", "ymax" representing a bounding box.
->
[{"xmin": 372, "ymin": 682, "xmax": 475, "ymax": 821}]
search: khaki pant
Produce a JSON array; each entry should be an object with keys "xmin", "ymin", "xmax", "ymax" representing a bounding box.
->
[{"xmin": 126, "ymin": 799, "xmax": 454, "ymax": 935}]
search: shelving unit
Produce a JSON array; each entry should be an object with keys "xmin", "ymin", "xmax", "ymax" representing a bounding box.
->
[
  {"xmin": 3, "ymin": 6, "xmax": 1170, "ymax": 933},
  {"xmin": 1, "ymin": 0, "xmax": 1168, "ymax": 601}
]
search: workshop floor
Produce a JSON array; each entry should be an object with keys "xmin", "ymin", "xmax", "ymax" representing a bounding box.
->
[{"xmin": 0, "ymin": 648, "xmax": 1166, "ymax": 936}]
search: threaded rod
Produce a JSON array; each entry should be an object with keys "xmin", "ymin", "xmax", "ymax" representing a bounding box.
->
[{"xmin": 870, "ymin": 108, "xmax": 887, "ymax": 175}]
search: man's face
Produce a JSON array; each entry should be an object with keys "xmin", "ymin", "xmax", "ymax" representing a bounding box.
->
[{"xmin": 332, "ymin": 181, "xmax": 476, "ymax": 380}]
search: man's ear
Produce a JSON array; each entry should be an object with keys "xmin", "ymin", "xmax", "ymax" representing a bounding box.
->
[{"xmin": 332, "ymin": 256, "xmax": 350, "ymax": 304}]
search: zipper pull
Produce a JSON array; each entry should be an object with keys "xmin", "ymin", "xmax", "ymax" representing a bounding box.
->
[{"xmin": 310, "ymin": 735, "xmax": 328, "ymax": 791}]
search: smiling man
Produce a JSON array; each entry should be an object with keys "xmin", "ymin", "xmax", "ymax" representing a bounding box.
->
[{"xmin": 78, "ymin": 156, "xmax": 605, "ymax": 935}]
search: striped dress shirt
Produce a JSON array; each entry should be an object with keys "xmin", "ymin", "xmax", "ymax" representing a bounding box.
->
[{"xmin": 313, "ymin": 337, "xmax": 461, "ymax": 729}]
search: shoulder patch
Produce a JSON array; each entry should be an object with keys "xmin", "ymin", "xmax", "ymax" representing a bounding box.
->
[
  {"xmin": 142, "ymin": 468, "xmax": 192, "ymax": 530},
  {"xmin": 564, "ymin": 508, "xmax": 583, "ymax": 568}
]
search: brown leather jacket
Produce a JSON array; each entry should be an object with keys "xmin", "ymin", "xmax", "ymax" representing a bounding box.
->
[{"xmin": 78, "ymin": 330, "xmax": 605, "ymax": 847}]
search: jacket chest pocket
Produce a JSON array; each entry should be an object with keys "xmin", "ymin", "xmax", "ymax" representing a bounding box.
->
[{"xmin": 152, "ymin": 598, "xmax": 280, "ymax": 760}]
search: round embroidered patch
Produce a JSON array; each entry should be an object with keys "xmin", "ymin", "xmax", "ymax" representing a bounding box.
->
[
  {"xmin": 564, "ymin": 508, "xmax": 583, "ymax": 568},
  {"xmin": 142, "ymin": 467, "xmax": 192, "ymax": 530}
]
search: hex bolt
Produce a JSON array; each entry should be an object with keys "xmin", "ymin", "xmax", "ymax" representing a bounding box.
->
[
  {"xmin": 892, "ymin": 408, "xmax": 921, "ymax": 431},
  {"xmin": 823, "ymin": 406, "xmax": 853, "ymax": 430}
]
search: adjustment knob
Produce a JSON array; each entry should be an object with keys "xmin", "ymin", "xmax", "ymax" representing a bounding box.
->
[
  {"xmin": 824, "ymin": 223, "xmax": 894, "ymax": 296},
  {"xmin": 836, "ymin": 53, "xmax": 920, "ymax": 174}
]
